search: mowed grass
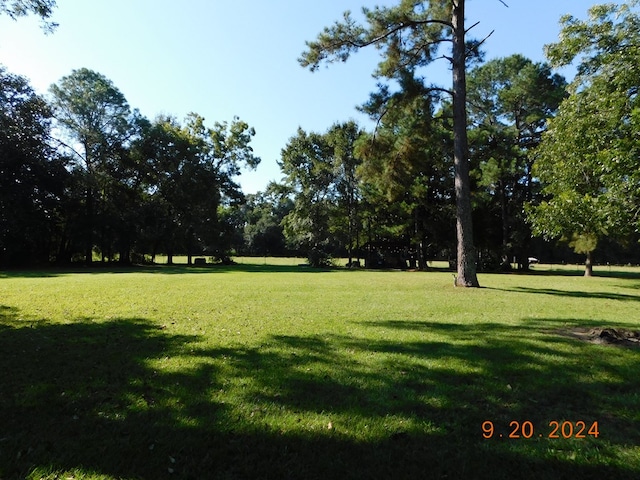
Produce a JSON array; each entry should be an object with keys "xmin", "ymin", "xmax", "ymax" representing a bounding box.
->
[{"xmin": 0, "ymin": 262, "xmax": 639, "ymax": 479}]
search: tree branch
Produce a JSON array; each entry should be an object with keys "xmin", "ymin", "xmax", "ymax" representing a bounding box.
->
[
  {"xmin": 353, "ymin": 18, "xmax": 453, "ymax": 49},
  {"xmin": 466, "ymin": 30, "xmax": 495, "ymax": 58},
  {"xmin": 395, "ymin": 37, "xmax": 450, "ymax": 71},
  {"xmin": 301, "ymin": 13, "xmax": 455, "ymax": 71},
  {"xmin": 465, "ymin": 21, "xmax": 480, "ymax": 35},
  {"xmin": 50, "ymin": 136, "xmax": 85, "ymax": 164}
]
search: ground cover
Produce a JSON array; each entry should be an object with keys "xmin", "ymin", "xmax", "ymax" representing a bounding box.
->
[{"xmin": 0, "ymin": 262, "xmax": 639, "ymax": 479}]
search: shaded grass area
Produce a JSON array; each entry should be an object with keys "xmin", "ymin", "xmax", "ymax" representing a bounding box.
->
[
  {"xmin": 0, "ymin": 263, "xmax": 314, "ymax": 279},
  {"xmin": 0, "ymin": 266, "xmax": 639, "ymax": 479}
]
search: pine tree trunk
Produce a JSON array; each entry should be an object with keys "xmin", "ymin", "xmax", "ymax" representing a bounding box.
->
[{"xmin": 452, "ymin": 0, "xmax": 480, "ymax": 287}]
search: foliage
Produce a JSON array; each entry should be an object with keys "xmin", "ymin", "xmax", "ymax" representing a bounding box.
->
[
  {"xmin": 0, "ymin": 66, "xmax": 67, "ymax": 266},
  {"xmin": 49, "ymin": 68, "xmax": 136, "ymax": 263},
  {"xmin": 1, "ymin": 64, "xmax": 263, "ymax": 267},
  {"xmin": 134, "ymin": 113, "xmax": 260, "ymax": 264},
  {"xmin": 0, "ymin": 0, "xmax": 57, "ymax": 31},
  {"xmin": 300, "ymin": 0, "xmax": 480, "ymax": 286},
  {"xmin": 49, "ymin": 69, "xmax": 133, "ymax": 168},
  {"xmin": 5, "ymin": 2, "xmax": 640, "ymax": 270},
  {"xmin": 527, "ymin": 1, "xmax": 640, "ymax": 276},
  {"xmin": 467, "ymin": 55, "xmax": 567, "ymax": 268},
  {"xmin": 242, "ymin": 184, "xmax": 293, "ymax": 256},
  {"xmin": 325, "ymin": 121, "xmax": 364, "ymax": 264},
  {"xmin": 279, "ymin": 123, "xmax": 364, "ymax": 267},
  {"xmin": 356, "ymin": 70, "xmax": 455, "ymax": 267}
]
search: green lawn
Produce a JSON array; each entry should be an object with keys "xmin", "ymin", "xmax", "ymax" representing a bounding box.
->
[{"xmin": 1, "ymin": 262, "xmax": 639, "ymax": 479}]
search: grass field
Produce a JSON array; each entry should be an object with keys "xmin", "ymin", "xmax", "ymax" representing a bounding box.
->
[{"xmin": 1, "ymin": 260, "xmax": 639, "ymax": 479}]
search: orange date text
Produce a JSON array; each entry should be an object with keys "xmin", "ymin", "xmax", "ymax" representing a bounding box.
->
[{"xmin": 482, "ymin": 420, "xmax": 599, "ymax": 439}]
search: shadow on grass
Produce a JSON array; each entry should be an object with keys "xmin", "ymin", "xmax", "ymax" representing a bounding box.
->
[
  {"xmin": 510, "ymin": 264, "xmax": 640, "ymax": 278},
  {"xmin": 487, "ymin": 286, "xmax": 640, "ymax": 302},
  {"xmin": 0, "ymin": 263, "xmax": 336, "ymax": 279},
  {"xmin": 1, "ymin": 309, "xmax": 639, "ymax": 479}
]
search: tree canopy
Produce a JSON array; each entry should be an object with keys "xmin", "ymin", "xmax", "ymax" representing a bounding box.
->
[
  {"xmin": 0, "ymin": 66, "xmax": 66, "ymax": 266},
  {"xmin": 0, "ymin": 0, "xmax": 57, "ymax": 31},
  {"xmin": 4, "ymin": 2, "xmax": 640, "ymax": 272},
  {"xmin": 467, "ymin": 54, "xmax": 566, "ymax": 268},
  {"xmin": 49, "ymin": 68, "xmax": 135, "ymax": 263},
  {"xmin": 0, "ymin": 64, "xmax": 261, "ymax": 267},
  {"xmin": 275, "ymin": 121, "xmax": 366, "ymax": 267},
  {"xmin": 527, "ymin": 1, "xmax": 640, "ymax": 276},
  {"xmin": 301, "ymin": 0, "xmax": 483, "ymax": 286}
]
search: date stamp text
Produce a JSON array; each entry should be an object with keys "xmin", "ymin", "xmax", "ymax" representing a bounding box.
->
[{"xmin": 482, "ymin": 420, "xmax": 599, "ymax": 439}]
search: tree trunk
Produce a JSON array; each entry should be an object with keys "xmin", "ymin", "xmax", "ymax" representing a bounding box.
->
[
  {"xmin": 452, "ymin": 0, "xmax": 480, "ymax": 287},
  {"xmin": 151, "ymin": 242, "xmax": 158, "ymax": 264},
  {"xmin": 85, "ymin": 186, "xmax": 94, "ymax": 265},
  {"xmin": 584, "ymin": 250, "xmax": 593, "ymax": 277},
  {"xmin": 499, "ymin": 181, "xmax": 509, "ymax": 254},
  {"xmin": 354, "ymin": 196, "xmax": 361, "ymax": 266},
  {"xmin": 119, "ymin": 237, "xmax": 131, "ymax": 265}
]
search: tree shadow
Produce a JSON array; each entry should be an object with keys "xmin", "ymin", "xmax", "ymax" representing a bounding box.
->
[
  {"xmin": 487, "ymin": 286, "xmax": 640, "ymax": 302},
  {"xmin": 476, "ymin": 266, "xmax": 640, "ymax": 280},
  {"xmin": 0, "ymin": 263, "xmax": 334, "ymax": 279},
  {"xmin": 1, "ymin": 309, "xmax": 638, "ymax": 479}
]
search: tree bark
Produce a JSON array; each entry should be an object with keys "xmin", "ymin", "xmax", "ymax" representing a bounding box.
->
[
  {"xmin": 451, "ymin": 0, "xmax": 480, "ymax": 287},
  {"xmin": 84, "ymin": 185, "xmax": 94, "ymax": 265},
  {"xmin": 584, "ymin": 250, "xmax": 593, "ymax": 277}
]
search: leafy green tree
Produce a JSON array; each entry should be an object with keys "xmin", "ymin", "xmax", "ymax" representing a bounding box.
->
[
  {"xmin": 49, "ymin": 68, "xmax": 135, "ymax": 264},
  {"xmin": 131, "ymin": 115, "xmax": 188, "ymax": 264},
  {"xmin": 99, "ymin": 111, "xmax": 150, "ymax": 264},
  {"xmin": 356, "ymin": 71, "xmax": 455, "ymax": 269},
  {"xmin": 242, "ymin": 184, "xmax": 293, "ymax": 256},
  {"xmin": 0, "ymin": 0, "xmax": 57, "ymax": 31},
  {"xmin": 136, "ymin": 113, "xmax": 259, "ymax": 264},
  {"xmin": 527, "ymin": 1, "xmax": 640, "ymax": 276},
  {"xmin": 0, "ymin": 66, "xmax": 67, "ymax": 266},
  {"xmin": 300, "ymin": 0, "xmax": 488, "ymax": 286},
  {"xmin": 326, "ymin": 121, "xmax": 364, "ymax": 266},
  {"xmin": 280, "ymin": 128, "xmax": 336, "ymax": 267},
  {"xmin": 467, "ymin": 55, "xmax": 566, "ymax": 269},
  {"xmin": 182, "ymin": 113, "xmax": 260, "ymax": 263},
  {"xmin": 279, "ymin": 123, "xmax": 365, "ymax": 267}
]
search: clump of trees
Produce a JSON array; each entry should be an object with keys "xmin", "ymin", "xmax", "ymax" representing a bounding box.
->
[
  {"xmin": 0, "ymin": 66, "xmax": 259, "ymax": 267},
  {"xmin": 3, "ymin": 1, "xmax": 639, "ymax": 274},
  {"xmin": 263, "ymin": 52, "xmax": 569, "ymax": 272},
  {"xmin": 467, "ymin": 54, "xmax": 567, "ymax": 269},
  {"xmin": 300, "ymin": 0, "xmax": 483, "ymax": 285},
  {"xmin": 281, "ymin": 0, "xmax": 639, "ymax": 276},
  {"xmin": 0, "ymin": 67, "xmax": 66, "ymax": 266},
  {"xmin": 277, "ymin": 122, "xmax": 363, "ymax": 267}
]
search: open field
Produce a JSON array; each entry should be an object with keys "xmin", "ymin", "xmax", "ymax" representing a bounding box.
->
[{"xmin": 1, "ymin": 261, "xmax": 639, "ymax": 479}]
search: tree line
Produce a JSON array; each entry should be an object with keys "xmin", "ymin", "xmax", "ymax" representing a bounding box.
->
[
  {"xmin": 1, "ymin": 1, "xmax": 639, "ymax": 276},
  {"xmin": 0, "ymin": 67, "xmax": 259, "ymax": 267}
]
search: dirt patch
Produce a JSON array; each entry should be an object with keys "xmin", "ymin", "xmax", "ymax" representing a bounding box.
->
[{"xmin": 556, "ymin": 327, "xmax": 640, "ymax": 348}]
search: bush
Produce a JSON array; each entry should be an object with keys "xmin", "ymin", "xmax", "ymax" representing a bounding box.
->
[{"xmin": 307, "ymin": 247, "xmax": 331, "ymax": 268}]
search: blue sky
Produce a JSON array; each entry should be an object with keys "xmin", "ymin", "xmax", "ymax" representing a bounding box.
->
[{"xmin": 0, "ymin": 0, "xmax": 590, "ymax": 194}]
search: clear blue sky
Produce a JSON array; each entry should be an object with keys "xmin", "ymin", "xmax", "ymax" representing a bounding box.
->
[{"xmin": 0, "ymin": 0, "xmax": 590, "ymax": 194}]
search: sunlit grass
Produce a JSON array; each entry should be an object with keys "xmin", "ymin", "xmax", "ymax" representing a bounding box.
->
[{"xmin": 0, "ymin": 262, "xmax": 639, "ymax": 478}]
